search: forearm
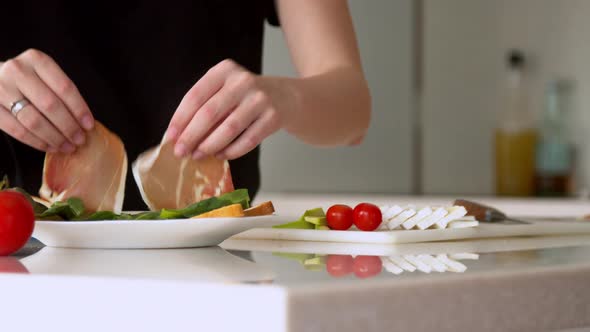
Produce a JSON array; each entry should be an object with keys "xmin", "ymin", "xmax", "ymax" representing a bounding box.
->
[{"xmin": 266, "ymin": 66, "xmax": 371, "ymax": 146}]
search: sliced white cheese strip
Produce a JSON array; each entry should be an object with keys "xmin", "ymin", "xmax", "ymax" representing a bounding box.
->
[
  {"xmin": 436, "ymin": 254, "xmax": 467, "ymax": 273},
  {"xmin": 382, "ymin": 258, "xmax": 404, "ymax": 275},
  {"xmin": 416, "ymin": 207, "xmax": 449, "ymax": 230},
  {"xmin": 454, "ymin": 216, "xmax": 476, "ymax": 221},
  {"xmin": 434, "ymin": 206, "xmax": 467, "ymax": 229},
  {"xmin": 378, "ymin": 205, "xmax": 403, "ymax": 230},
  {"xmin": 449, "ymin": 252, "xmax": 480, "ymax": 260},
  {"xmin": 448, "ymin": 219, "xmax": 479, "ymax": 229},
  {"xmin": 383, "ymin": 205, "xmax": 403, "ymax": 220},
  {"xmin": 386, "ymin": 207, "xmax": 416, "ymax": 230},
  {"xmin": 404, "ymin": 255, "xmax": 432, "ymax": 273},
  {"xmin": 388, "ymin": 255, "xmax": 417, "ymax": 272},
  {"xmin": 402, "ymin": 207, "xmax": 433, "ymax": 230},
  {"xmin": 417, "ymin": 254, "xmax": 447, "ymax": 272}
]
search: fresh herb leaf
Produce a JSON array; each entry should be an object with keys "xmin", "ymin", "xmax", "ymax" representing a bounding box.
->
[
  {"xmin": 0, "ymin": 175, "xmax": 49, "ymax": 215},
  {"xmin": 160, "ymin": 189, "xmax": 250, "ymax": 219},
  {"xmin": 39, "ymin": 198, "xmax": 85, "ymax": 220},
  {"xmin": 75, "ymin": 211, "xmax": 118, "ymax": 221},
  {"xmin": 116, "ymin": 213, "xmax": 135, "ymax": 220},
  {"xmin": 218, "ymin": 189, "xmax": 250, "ymax": 209},
  {"xmin": 73, "ymin": 211, "xmax": 139, "ymax": 221},
  {"xmin": 133, "ymin": 211, "xmax": 161, "ymax": 220},
  {"xmin": 9, "ymin": 187, "xmax": 48, "ymax": 215},
  {"xmin": 0, "ymin": 175, "xmax": 9, "ymax": 190},
  {"xmin": 160, "ymin": 197, "xmax": 230, "ymax": 219}
]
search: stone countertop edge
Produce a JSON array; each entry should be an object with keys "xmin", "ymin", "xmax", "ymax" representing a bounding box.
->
[{"xmin": 287, "ymin": 262, "xmax": 590, "ymax": 332}]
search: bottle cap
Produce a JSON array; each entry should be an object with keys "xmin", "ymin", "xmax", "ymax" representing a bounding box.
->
[{"xmin": 507, "ymin": 49, "xmax": 525, "ymax": 69}]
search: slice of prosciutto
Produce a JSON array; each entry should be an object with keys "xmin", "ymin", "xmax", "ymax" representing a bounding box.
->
[
  {"xmin": 39, "ymin": 122, "xmax": 127, "ymax": 214},
  {"xmin": 132, "ymin": 142, "xmax": 234, "ymax": 211}
]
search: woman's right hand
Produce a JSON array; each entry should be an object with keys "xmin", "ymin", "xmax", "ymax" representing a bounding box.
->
[{"xmin": 0, "ymin": 49, "xmax": 94, "ymax": 153}]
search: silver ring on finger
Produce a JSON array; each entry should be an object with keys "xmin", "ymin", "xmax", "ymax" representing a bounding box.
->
[{"xmin": 10, "ymin": 98, "xmax": 31, "ymax": 117}]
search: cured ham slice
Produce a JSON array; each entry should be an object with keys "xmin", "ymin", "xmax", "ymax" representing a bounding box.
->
[
  {"xmin": 39, "ymin": 122, "xmax": 127, "ymax": 213},
  {"xmin": 132, "ymin": 142, "xmax": 234, "ymax": 210}
]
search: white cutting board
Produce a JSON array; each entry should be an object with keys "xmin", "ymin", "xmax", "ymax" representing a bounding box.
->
[{"xmin": 233, "ymin": 221, "xmax": 590, "ymax": 244}]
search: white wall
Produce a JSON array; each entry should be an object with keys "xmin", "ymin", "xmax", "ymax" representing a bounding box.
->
[
  {"xmin": 260, "ymin": 1, "xmax": 415, "ymax": 194},
  {"xmin": 422, "ymin": 0, "xmax": 502, "ymax": 195},
  {"xmin": 422, "ymin": 0, "xmax": 590, "ymax": 195}
]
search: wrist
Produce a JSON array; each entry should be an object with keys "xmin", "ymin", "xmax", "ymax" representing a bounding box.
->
[{"xmin": 258, "ymin": 76, "xmax": 301, "ymax": 128}]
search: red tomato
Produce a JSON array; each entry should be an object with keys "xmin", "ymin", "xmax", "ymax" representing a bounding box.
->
[
  {"xmin": 326, "ymin": 254, "xmax": 354, "ymax": 277},
  {"xmin": 353, "ymin": 203, "xmax": 382, "ymax": 231},
  {"xmin": 0, "ymin": 191, "xmax": 35, "ymax": 256},
  {"xmin": 326, "ymin": 204, "xmax": 354, "ymax": 230},
  {"xmin": 0, "ymin": 257, "xmax": 29, "ymax": 274},
  {"xmin": 353, "ymin": 255, "xmax": 382, "ymax": 279}
]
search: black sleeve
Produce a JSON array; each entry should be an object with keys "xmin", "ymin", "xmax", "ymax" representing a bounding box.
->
[
  {"xmin": 0, "ymin": 133, "xmax": 20, "ymax": 187},
  {"xmin": 266, "ymin": 0, "xmax": 280, "ymax": 26}
]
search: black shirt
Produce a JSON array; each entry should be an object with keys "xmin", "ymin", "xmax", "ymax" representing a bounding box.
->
[{"xmin": 0, "ymin": 0, "xmax": 278, "ymax": 210}]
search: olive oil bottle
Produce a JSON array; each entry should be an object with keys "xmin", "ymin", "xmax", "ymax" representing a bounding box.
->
[
  {"xmin": 495, "ymin": 50, "xmax": 537, "ymax": 196},
  {"xmin": 534, "ymin": 81, "xmax": 574, "ymax": 196}
]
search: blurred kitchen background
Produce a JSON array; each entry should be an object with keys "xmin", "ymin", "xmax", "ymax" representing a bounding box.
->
[{"xmin": 259, "ymin": 0, "xmax": 590, "ymax": 198}]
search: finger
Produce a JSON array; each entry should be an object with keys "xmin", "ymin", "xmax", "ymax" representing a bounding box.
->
[
  {"xmin": 15, "ymin": 103, "xmax": 74, "ymax": 153},
  {"xmin": 175, "ymin": 74, "xmax": 253, "ymax": 157},
  {"xmin": 0, "ymin": 59, "xmax": 70, "ymax": 150},
  {"xmin": 216, "ymin": 109, "xmax": 281, "ymax": 160},
  {"xmin": 166, "ymin": 59, "xmax": 240, "ymax": 142},
  {"xmin": 193, "ymin": 91, "xmax": 268, "ymax": 158},
  {"xmin": 0, "ymin": 106, "xmax": 50, "ymax": 152},
  {"xmin": 20, "ymin": 49, "xmax": 94, "ymax": 130},
  {"xmin": 14, "ymin": 66, "xmax": 85, "ymax": 146}
]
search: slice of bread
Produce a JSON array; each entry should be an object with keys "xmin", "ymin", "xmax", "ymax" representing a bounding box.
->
[
  {"xmin": 192, "ymin": 204, "xmax": 244, "ymax": 219},
  {"xmin": 244, "ymin": 201, "xmax": 275, "ymax": 217}
]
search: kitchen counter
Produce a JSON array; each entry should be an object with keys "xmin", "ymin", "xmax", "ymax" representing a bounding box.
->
[{"xmin": 2, "ymin": 194, "xmax": 590, "ymax": 332}]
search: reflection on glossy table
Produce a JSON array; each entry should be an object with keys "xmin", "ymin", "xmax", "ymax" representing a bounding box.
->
[{"xmin": 2, "ymin": 194, "xmax": 590, "ymax": 332}]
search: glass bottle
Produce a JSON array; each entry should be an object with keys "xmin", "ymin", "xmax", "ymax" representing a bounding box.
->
[
  {"xmin": 534, "ymin": 81, "xmax": 574, "ymax": 196},
  {"xmin": 495, "ymin": 50, "xmax": 537, "ymax": 196}
]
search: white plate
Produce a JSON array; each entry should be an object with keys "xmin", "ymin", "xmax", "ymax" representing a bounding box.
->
[
  {"xmin": 234, "ymin": 221, "xmax": 590, "ymax": 244},
  {"xmin": 33, "ymin": 215, "xmax": 285, "ymax": 249},
  {"xmin": 223, "ymin": 234, "xmax": 590, "ymax": 257}
]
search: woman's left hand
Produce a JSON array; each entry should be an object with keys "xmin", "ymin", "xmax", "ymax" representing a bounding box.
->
[{"xmin": 166, "ymin": 59, "xmax": 287, "ymax": 160}]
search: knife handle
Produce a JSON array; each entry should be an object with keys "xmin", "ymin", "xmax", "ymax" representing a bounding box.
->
[{"xmin": 453, "ymin": 199, "xmax": 507, "ymax": 222}]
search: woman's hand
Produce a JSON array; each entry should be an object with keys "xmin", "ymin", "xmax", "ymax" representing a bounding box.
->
[
  {"xmin": 168, "ymin": 0, "xmax": 371, "ymax": 159},
  {"xmin": 166, "ymin": 59, "xmax": 288, "ymax": 160},
  {"xmin": 0, "ymin": 49, "xmax": 94, "ymax": 153}
]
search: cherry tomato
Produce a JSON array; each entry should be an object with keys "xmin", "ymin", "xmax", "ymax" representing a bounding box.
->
[
  {"xmin": 326, "ymin": 254, "xmax": 354, "ymax": 277},
  {"xmin": 353, "ymin": 255, "xmax": 382, "ymax": 279},
  {"xmin": 0, "ymin": 191, "xmax": 35, "ymax": 256},
  {"xmin": 0, "ymin": 257, "xmax": 29, "ymax": 274},
  {"xmin": 353, "ymin": 203, "xmax": 382, "ymax": 231},
  {"xmin": 326, "ymin": 204, "xmax": 354, "ymax": 230}
]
